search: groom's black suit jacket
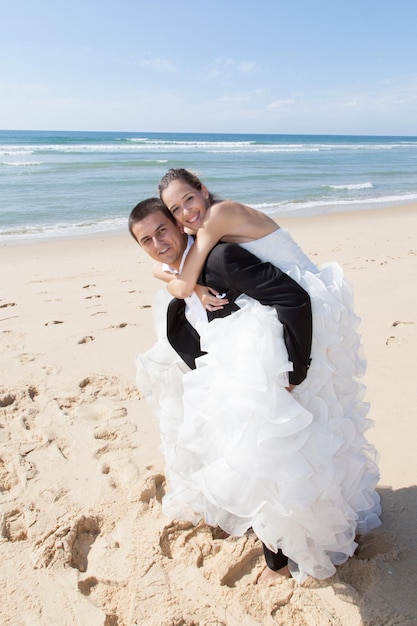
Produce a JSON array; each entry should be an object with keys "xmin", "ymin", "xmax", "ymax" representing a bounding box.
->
[{"xmin": 166, "ymin": 242, "xmax": 312, "ymax": 385}]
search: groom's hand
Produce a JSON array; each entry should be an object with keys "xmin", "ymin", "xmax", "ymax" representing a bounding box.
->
[{"xmin": 194, "ymin": 285, "xmax": 229, "ymax": 311}]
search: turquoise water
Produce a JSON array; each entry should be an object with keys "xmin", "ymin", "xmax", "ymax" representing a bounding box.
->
[{"xmin": 1, "ymin": 130, "xmax": 417, "ymax": 243}]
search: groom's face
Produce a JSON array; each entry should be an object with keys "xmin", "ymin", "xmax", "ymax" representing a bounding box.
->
[{"xmin": 132, "ymin": 210, "xmax": 187, "ymax": 269}]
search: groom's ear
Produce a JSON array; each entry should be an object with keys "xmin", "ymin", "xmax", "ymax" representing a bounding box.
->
[{"xmin": 177, "ymin": 223, "xmax": 185, "ymax": 234}]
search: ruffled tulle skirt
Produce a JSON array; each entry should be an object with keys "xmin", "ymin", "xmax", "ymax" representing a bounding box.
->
[{"xmin": 136, "ymin": 230, "xmax": 381, "ymax": 581}]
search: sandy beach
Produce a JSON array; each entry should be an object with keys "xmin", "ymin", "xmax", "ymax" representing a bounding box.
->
[{"xmin": 1, "ymin": 204, "xmax": 416, "ymax": 625}]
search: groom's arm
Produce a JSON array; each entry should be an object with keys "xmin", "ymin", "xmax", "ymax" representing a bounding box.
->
[{"xmin": 203, "ymin": 243, "xmax": 312, "ymax": 385}]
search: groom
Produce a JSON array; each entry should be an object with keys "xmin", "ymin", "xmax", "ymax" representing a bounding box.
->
[{"xmin": 129, "ymin": 197, "xmax": 312, "ymax": 579}]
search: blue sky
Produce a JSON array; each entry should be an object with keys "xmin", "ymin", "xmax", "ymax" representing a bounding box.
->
[{"xmin": 1, "ymin": 0, "xmax": 417, "ymax": 135}]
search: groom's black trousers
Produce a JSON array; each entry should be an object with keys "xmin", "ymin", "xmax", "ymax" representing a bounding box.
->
[{"xmin": 263, "ymin": 544, "xmax": 289, "ymax": 571}]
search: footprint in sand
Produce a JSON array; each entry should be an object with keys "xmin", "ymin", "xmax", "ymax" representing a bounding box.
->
[
  {"xmin": 19, "ymin": 352, "xmax": 42, "ymax": 363},
  {"xmin": 386, "ymin": 320, "xmax": 414, "ymax": 345},
  {"xmin": 158, "ymin": 519, "xmax": 265, "ymax": 587},
  {"xmin": 78, "ymin": 335, "xmax": 95, "ymax": 344},
  {"xmin": 354, "ymin": 530, "xmax": 395, "ymax": 560},
  {"xmin": 0, "ymin": 386, "xmax": 38, "ymax": 410},
  {"xmin": 70, "ymin": 516, "xmax": 102, "ymax": 572},
  {"xmin": 92, "ymin": 418, "xmax": 137, "ymax": 465},
  {"xmin": 69, "ymin": 398, "xmax": 127, "ymax": 424},
  {"xmin": 0, "ymin": 452, "xmax": 37, "ymax": 502},
  {"xmin": 0, "ymin": 455, "xmax": 20, "ymax": 493},
  {"xmin": 159, "ymin": 520, "xmax": 197, "ymax": 559},
  {"xmin": 1, "ymin": 507, "xmax": 28, "ymax": 542},
  {"xmin": 0, "ymin": 387, "xmax": 40, "ymax": 460},
  {"xmin": 78, "ymin": 374, "xmax": 140, "ymax": 401},
  {"xmin": 21, "ymin": 408, "xmax": 39, "ymax": 432},
  {"xmin": 94, "ymin": 425, "xmax": 118, "ymax": 441},
  {"xmin": 136, "ymin": 471, "xmax": 165, "ymax": 504},
  {"xmin": 32, "ymin": 514, "xmax": 101, "ymax": 571},
  {"xmin": 0, "ymin": 392, "xmax": 16, "ymax": 408},
  {"xmin": 0, "ymin": 302, "xmax": 17, "ymax": 308},
  {"xmin": 45, "ymin": 320, "xmax": 64, "ymax": 326},
  {"xmin": 54, "ymin": 395, "xmax": 80, "ymax": 414},
  {"xmin": 101, "ymin": 459, "xmax": 143, "ymax": 497}
]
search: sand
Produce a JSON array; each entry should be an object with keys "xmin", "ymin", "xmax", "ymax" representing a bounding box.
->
[{"xmin": 1, "ymin": 204, "xmax": 416, "ymax": 625}]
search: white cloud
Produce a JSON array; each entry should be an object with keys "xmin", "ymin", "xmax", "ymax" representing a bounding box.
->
[
  {"xmin": 238, "ymin": 61, "xmax": 259, "ymax": 74},
  {"xmin": 217, "ymin": 94, "xmax": 251, "ymax": 104},
  {"xmin": 267, "ymin": 99, "xmax": 297, "ymax": 109},
  {"xmin": 138, "ymin": 57, "xmax": 178, "ymax": 72},
  {"xmin": 204, "ymin": 58, "xmax": 260, "ymax": 80}
]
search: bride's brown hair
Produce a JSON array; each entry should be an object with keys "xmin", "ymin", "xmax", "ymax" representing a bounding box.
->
[{"xmin": 158, "ymin": 168, "xmax": 220, "ymax": 206}]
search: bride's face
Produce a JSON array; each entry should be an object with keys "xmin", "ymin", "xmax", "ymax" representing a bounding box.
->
[{"xmin": 161, "ymin": 179, "xmax": 210, "ymax": 232}]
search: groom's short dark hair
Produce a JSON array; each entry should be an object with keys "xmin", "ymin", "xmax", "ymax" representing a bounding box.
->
[{"xmin": 128, "ymin": 197, "xmax": 176, "ymax": 241}]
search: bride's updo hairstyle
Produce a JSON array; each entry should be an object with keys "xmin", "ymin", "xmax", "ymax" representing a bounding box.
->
[{"xmin": 158, "ymin": 168, "xmax": 220, "ymax": 207}]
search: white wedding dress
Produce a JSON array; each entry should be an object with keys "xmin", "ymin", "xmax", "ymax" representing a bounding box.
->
[{"xmin": 136, "ymin": 228, "xmax": 381, "ymax": 582}]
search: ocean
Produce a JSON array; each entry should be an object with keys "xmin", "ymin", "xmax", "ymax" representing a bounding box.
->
[{"xmin": 1, "ymin": 129, "xmax": 417, "ymax": 244}]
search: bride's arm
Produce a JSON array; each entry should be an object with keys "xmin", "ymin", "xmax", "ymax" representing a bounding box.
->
[
  {"xmin": 154, "ymin": 261, "xmax": 227, "ymax": 308},
  {"xmin": 153, "ymin": 262, "xmax": 175, "ymax": 283},
  {"xmin": 167, "ymin": 232, "xmax": 218, "ymax": 298},
  {"xmin": 167, "ymin": 203, "xmax": 241, "ymax": 299}
]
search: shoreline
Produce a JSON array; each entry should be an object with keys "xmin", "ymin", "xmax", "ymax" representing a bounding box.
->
[
  {"xmin": 1, "ymin": 201, "xmax": 417, "ymax": 624},
  {"xmin": 1, "ymin": 200, "xmax": 416, "ymax": 249}
]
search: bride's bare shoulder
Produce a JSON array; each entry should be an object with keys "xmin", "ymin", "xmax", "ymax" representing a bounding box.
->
[{"xmin": 209, "ymin": 199, "xmax": 248, "ymax": 216}]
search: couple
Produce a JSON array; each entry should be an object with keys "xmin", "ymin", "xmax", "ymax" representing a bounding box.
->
[{"xmin": 129, "ymin": 169, "xmax": 381, "ymax": 583}]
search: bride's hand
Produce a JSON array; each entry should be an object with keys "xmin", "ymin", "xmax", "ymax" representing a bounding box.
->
[{"xmin": 194, "ymin": 285, "xmax": 229, "ymax": 311}]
